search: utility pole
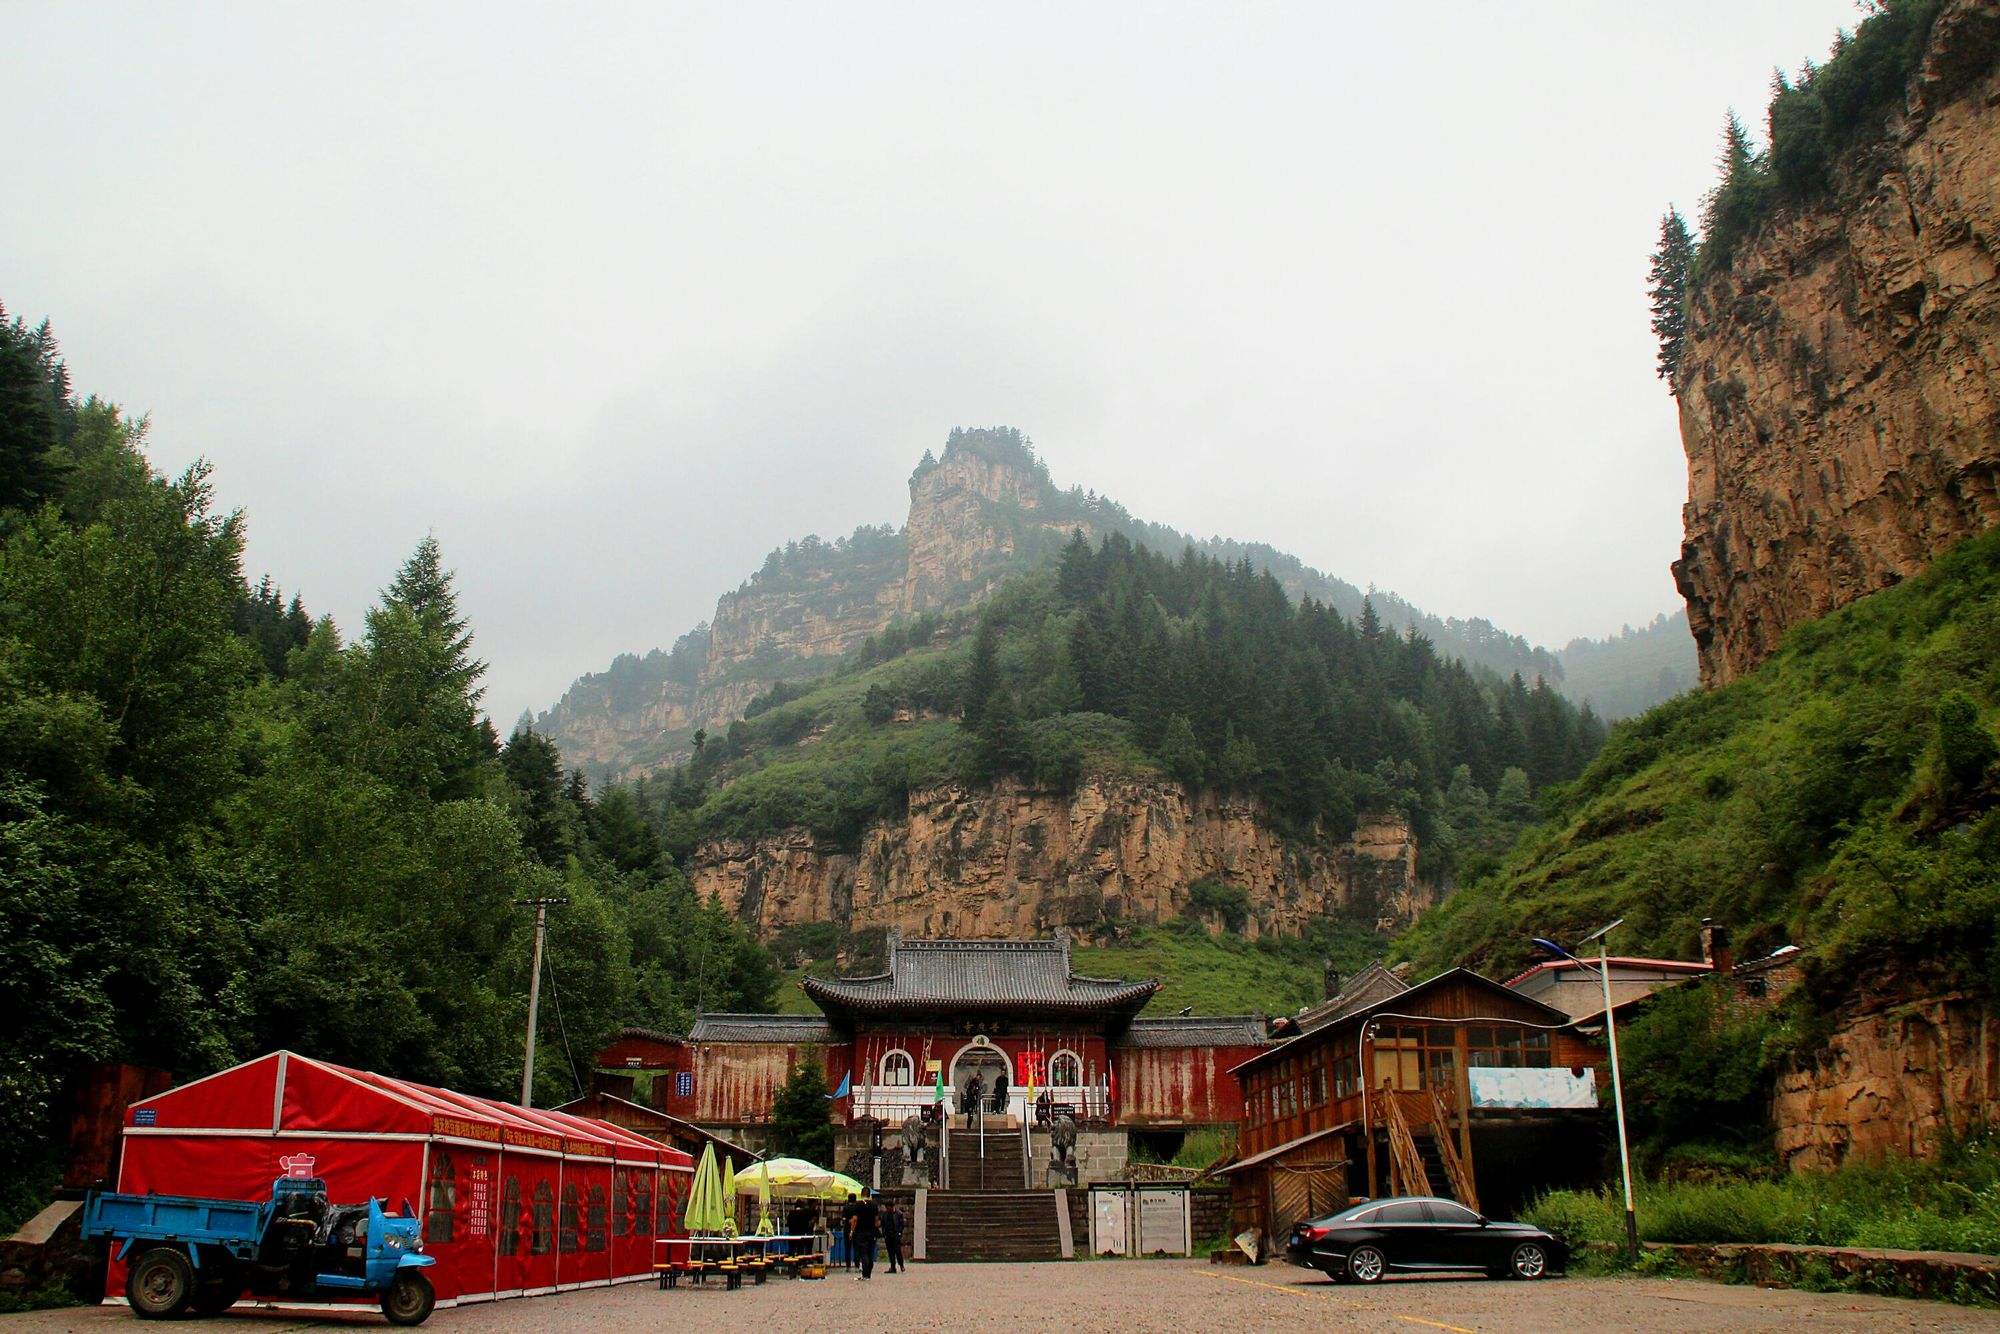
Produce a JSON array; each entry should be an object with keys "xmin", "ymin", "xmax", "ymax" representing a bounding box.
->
[
  {"xmin": 517, "ymin": 896, "xmax": 568, "ymax": 1107},
  {"xmin": 1533, "ymin": 918, "xmax": 1639, "ymax": 1259}
]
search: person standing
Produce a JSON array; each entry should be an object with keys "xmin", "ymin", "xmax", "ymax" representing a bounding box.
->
[
  {"xmin": 881, "ymin": 1199, "xmax": 905, "ymax": 1274},
  {"xmin": 844, "ymin": 1190, "xmax": 881, "ymax": 1280}
]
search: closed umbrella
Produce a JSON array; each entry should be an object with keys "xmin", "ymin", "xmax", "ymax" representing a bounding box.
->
[
  {"xmin": 686, "ymin": 1143, "xmax": 724, "ymax": 1236},
  {"xmin": 719, "ymin": 1155, "xmax": 738, "ymax": 1236},
  {"xmin": 754, "ymin": 1157, "xmax": 774, "ymax": 1236}
]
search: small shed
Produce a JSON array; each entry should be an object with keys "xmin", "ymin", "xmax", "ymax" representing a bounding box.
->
[{"xmin": 113, "ymin": 1052, "xmax": 693, "ymax": 1310}]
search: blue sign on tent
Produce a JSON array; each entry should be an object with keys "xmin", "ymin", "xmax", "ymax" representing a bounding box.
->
[
  {"xmin": 675, "ymin": 1071, "xmax": 693, "ymax": 1099},
  {"xmin": 133, "ymin": 1109, "xmax": 157, "ymax": 1126}
]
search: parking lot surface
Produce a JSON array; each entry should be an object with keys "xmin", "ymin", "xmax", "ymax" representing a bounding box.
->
[{"xmin": 14, "ymin": 1260, "xmax": 2000, "ymax": 1332}]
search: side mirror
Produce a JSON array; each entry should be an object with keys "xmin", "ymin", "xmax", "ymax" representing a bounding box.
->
[{"xmin": 1476, "ymin": 1216, "xmax": 1489, "ymax": 1226}]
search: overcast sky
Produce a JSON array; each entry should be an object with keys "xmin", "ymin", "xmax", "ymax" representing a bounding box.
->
[{"xmin": 5, "ymin": 2, "xmax": 1866, "ymax": 726}]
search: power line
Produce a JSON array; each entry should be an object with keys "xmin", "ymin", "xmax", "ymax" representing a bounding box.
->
[{"xmin": 541, "ymin": 935, "xmax": 585, "ymax": 1102}]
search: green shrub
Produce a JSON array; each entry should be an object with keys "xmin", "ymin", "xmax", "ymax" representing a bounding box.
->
[
  {"xmin": 1185, "ymin": 878, "xmax": 1251, "ymax": 934},
  {"xmin": 1528, "ymin": 1129, "xmax": 2000, "ymax": 1257}
]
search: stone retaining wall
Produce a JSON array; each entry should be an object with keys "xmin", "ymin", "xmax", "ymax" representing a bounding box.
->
[{"xmin": 1588, "ymin": 1242, "xmax": 2000, "ymax": 1305}]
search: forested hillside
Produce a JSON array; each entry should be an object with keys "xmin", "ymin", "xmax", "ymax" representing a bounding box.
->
[
  {"xmin": 0, "ymin": 305, "xmax": 779, "ymax": 1227},
  {"xmin": 1556, "ymin": 610, "xmax": 1697, "ymax": 720},
  {"xmin": 1400, "ymin": 528, "xmax": 2000, "ymax": 994},
  {"xmin": 632, "ymin": 530, "xmax": 1607, "ymax": 893}
]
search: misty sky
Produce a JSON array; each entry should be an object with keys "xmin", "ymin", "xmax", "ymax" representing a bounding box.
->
[{"xmin": 5, "ymin": 2, "xmax": 1866, "ymax": 726}]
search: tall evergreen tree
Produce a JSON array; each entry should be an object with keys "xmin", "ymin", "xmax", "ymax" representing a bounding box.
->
[
  {"xmin": 0, "ymin": 302, "xmax": 69, "ymax": 511},
  {"xmin": 1648, "ymin": 208, "xmax": 1695, "ymax": 384}
]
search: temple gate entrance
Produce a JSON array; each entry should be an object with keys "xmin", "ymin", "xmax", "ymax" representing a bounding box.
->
[{"xmin": 950, "ymin": 1041, "xmax": 1008, "ymax": 1110}]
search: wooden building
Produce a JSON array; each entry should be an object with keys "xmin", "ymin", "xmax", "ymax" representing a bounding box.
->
[
  {"xmin": 1222, "ymin": 967, "xmax": 1606, "ymax": 1245},
  {"xmin": 591, "ymin": 934, "xmax": 1273, "ymax": 1143},
  {"xmin": 551, "ymin": 1090, "xmax": 756, "ymax": 1165}
]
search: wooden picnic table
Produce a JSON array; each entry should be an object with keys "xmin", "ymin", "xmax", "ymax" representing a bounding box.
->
[{"xmin": 653, "ymin": 1235, "xmax": 822, "ymax": 1289}]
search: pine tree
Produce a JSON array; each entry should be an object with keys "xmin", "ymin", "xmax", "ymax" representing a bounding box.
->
[
  {"xmin": 1700, "ymin": 112, "xmax": 1767, "ymax": 269},
  {"xmin": 1358, "ymin": 597, "xmax": 1382, "ymax": 641},
  {"xmin": 0, "ymin": 302, "xmax": 67, "ymax": 510},
  {"xmin": 769, "ymin": 1056, "xmax": 836, "ymax": 1167},
  {"xmin": 1648, "ymin": 208, "xmax": 1695, "ymax": 384},
  {"xmin": 383, "ymin": 535, "xmax": 485, "ymax": 699},
  {"xmin": 962, "ymin": 616, "xmax": 1000, "ymax": 730}
]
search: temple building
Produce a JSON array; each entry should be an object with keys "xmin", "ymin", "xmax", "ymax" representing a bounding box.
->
[{"xmin": 593, "ymin": 932, "xmax": 1273, "ymax": 1176}]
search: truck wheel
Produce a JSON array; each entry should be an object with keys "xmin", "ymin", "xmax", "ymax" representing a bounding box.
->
[
  {"xmin": 190, "ymin": 1278, "xmax": 241, "ymax": 1315},
  {"xmin": 126, "ymin": 1246, "xmax": 194, "ymax": 1319},
  {"xmin": 380, "ymin": 1271, "xmax": 436, "ymax": 1326}
]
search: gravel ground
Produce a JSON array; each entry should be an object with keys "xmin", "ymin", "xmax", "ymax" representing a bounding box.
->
[{"xmin": 14, "ymin": 1261, "xmax": 2000, "ymax": 1333}]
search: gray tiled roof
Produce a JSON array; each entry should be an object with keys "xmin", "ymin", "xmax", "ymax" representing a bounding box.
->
[
  {"xmin": 1119, "ymin": 1016, "xmax": 1273, "ymax": 1048},
  {"xmin": 802, "ymin": 937, "xmax": 1158, "ymax": 1018},
  {"xmin": 1295, "ymin": 962, "xmax": 1408, "ymax": 1033},
  {"xmin": 686, "ymin": 1013, "xmax": 835, "ymax": 1044}
]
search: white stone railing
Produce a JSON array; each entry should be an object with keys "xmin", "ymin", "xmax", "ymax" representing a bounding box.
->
[{"xmin": 849, "ymin": 1085, "xmax": 1102, "ymax": 1123}]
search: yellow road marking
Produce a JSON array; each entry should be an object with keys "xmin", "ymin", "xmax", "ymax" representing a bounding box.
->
[{"xmin": 1200, "ymin": 1269, "xmax": 1478, "ymax": 1333}]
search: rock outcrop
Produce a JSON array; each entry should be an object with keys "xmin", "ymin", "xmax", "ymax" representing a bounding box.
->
[
  {"xmin": 692, "ymin": 779, "xmax": 1435, "ymax": 943},
  {"xmin": 541, "ymin": 429, "xmax": 1576, "ymax": 780},
  {"xmin": 1672, "ymin": 0, "xmax": 2000, "ymax": 685},
  {"xmin": 1773, "ymin": 982, "xmax": 1999, "ymax": 1172},
  {"xmin": 896, "ymin": 444, "xmax": 1091, "ymax": 615}
]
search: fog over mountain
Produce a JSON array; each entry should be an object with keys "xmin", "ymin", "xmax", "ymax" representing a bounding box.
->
[{"xmin": 2, "ymin": 1, "xmax": 1858, "ymax": 724}]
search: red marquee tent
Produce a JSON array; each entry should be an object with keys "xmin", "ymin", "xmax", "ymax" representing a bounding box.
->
[{"xmin": 112, "ymin": 1051, "xmax": 692, "ymax": 1309}]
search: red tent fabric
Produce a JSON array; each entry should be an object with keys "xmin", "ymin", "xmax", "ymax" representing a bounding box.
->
[{"xmin": 112, "ymin": 1051, "xmax": 692, "ymax": 1309}]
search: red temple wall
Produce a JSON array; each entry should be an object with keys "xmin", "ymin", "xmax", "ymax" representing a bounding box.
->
[
  {"xmin": 690, "ymin": 1042, "xmax": 850, "ymax": 1125},
  {"xmin": 843, "ymin": 1031, "xmax": 1113, "ymax": 1091},
  {"xmin": 1114, "ymin": 1045, "xmax": 1262, "ymax": 1126},
  {"xmin": 595, "ymin": 1035, "xmax": 699, "ymax": 1119}
]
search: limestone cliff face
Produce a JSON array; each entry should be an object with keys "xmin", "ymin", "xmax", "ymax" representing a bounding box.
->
[
  {"xmin": 897, "ymin": 447, "xmax": 1090, "ymax": 615},
  {"xmin": 1672, "ymin": 0, "xmax": 2000, "ymax": 685},
  {"xmin": 1773, "ymin": 979, "xmax": 1998, "ymax": 1172},
  {"xmin": 691, "ymin": 779, "xmax": 1435, "ymax": 943},
  {"xmin": 539, "ymin": 436, "xmax": 1073, "ymax": 779}
]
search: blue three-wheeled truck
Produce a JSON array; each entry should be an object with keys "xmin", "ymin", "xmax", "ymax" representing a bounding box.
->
[{"xmin": 82, "ymin": 1173, "xmax": 438, "ymax": 1324}]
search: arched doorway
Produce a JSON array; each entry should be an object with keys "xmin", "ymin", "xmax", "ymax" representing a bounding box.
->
[{"xmin": 950, "ymin": 1040, "xmax": 1008, "ymax": 1111}]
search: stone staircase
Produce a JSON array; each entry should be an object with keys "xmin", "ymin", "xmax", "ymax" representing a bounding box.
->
[
  {"xmin": 946, "ymin": 1125, "xmax": 1028, "ymax": 1192},
  {"xmin": 923, "ymin": 1190, "xmax": 1066, "ymax": 1262}
]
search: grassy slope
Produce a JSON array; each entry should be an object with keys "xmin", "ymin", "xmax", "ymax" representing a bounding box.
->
[
  {"xmin": 1398, "ymin": 530, "xmax": 2000, "ymax": 990},
  {"xmin": 1075, "ymin": 928, "xmax": 1324, "ymax": 1017}
]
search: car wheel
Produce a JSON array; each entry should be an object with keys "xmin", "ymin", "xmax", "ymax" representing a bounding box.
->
[
  {"xmin": 380, "ymin": 1270, "xmax": 436, "ymax": 1326},
  {"xmin": 1509, "ymin": 1242, "xmax": 1549, "ymax": 1280},
  {"xmin": 1346, "ymin": 1245, "xmax": 1386, "ymax": 1284},
  {"xmin": 126, "ymin": 1246, "xmax": 194, "ymax": 1319}
]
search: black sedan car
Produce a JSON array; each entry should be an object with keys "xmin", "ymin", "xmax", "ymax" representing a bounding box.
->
[{"xmin": 1285, "ymin": 1196, "xmax": 1564, "ymax": 1283}]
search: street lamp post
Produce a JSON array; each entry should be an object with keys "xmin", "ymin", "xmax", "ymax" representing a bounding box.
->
[{"xmin": 1532, "ymin": 919, "xmax": 1639, "ymax": 1259}]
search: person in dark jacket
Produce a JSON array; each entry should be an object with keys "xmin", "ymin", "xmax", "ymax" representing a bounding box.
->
[
  {"xmin": 881, "ymin": 1200, "xmax": 905, "ymax": 1273},
  {"xmin": 843, "ymin": 1192, "xmax": 881, "ymax": 1280}
]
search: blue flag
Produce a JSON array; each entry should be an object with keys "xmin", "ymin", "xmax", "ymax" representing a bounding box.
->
[{"xmin": 827, "ymin": 1071, "xmax": 851, "ymax": 1100}]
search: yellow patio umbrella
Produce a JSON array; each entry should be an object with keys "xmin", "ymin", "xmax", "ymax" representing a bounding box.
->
[
  {"xmin": 819, "ymin": 1169, "xmax": 864, "ymax": 1201},
  {"xmin": 732, "ymin": 1157, "xmax": 830, "ymax": 1197},
  {"xmin": 719, "ymin": 1154, "xmax": 738, "ymax": 1235}
]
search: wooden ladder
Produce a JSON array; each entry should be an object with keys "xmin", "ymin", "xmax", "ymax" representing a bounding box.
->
[
  {"xmin": 1427, "ymin": 1087, "xmax": 1479, "ymax": 1213},
  {"xmin": 1380, "ymin": 1085, "xmax": 1430, "ymax": 1200}
]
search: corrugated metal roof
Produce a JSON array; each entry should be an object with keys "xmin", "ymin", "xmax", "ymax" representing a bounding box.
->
[
  {"xmin": 1119, "ymin": 1016, "xmax": 1273, "ymax": 1048},
  {"xmin": 801, "ymin": 937, "xmax": 1159, "ymax": 1017},
  {"xmin": 686, "ymin": 1013, "xmax": 835, "ymax": 1044}
]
